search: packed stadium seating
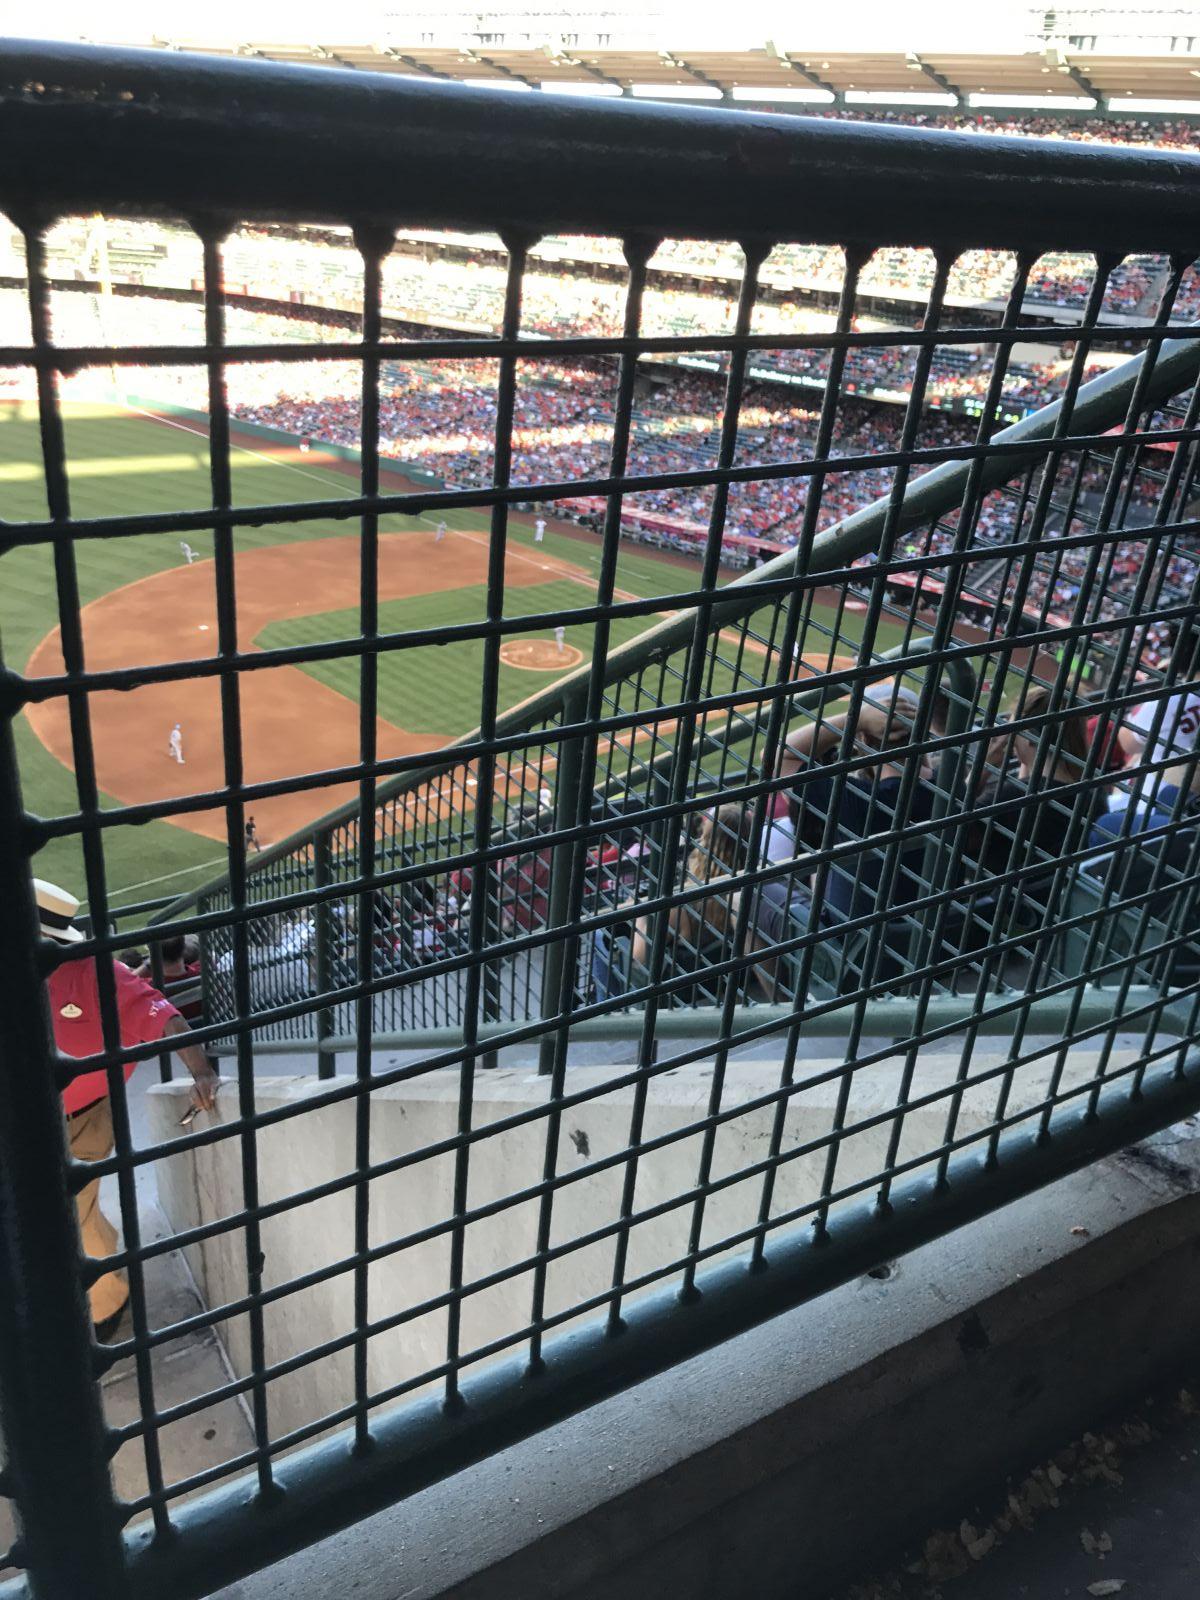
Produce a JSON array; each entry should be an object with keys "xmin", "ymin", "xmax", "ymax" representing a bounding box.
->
[
  {"xmin": 4, "ymin": 97, "xmax": 1198, "ymax": 660},
  {"xmin": 2, "ymin": 280, "xmax": 1189, "ymax": 655}
]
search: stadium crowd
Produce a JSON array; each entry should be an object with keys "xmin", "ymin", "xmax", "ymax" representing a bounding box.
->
[
  {"xmin": 213, "ymin": 231, "xmax": 1162, "ymax": 339},
  {"xmin": 0, "ymin": 286, "xmax": 1080, "ymax": 549},
  {"xmin": 2, "ymin": 281, "xmax": 1188, "ymax": 621},
  {"xmin": 2, "ymin": 118, "xmax": 1194, "ymax": 625}
]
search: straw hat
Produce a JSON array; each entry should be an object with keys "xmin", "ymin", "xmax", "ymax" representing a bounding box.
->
[{"xmin": 33, "ymin": 879, "xmax": 84, "ymax": 944}]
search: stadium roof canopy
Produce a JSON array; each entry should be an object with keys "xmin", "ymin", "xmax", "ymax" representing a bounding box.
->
[{"xmin": 125, "ymin": 41, "xmax": 1200, "ymax": 108}]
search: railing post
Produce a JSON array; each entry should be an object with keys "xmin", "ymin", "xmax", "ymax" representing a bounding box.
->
[
  {"xmin": 644, "ymin": 764, "xmax": 674, "ymax": 918},
  {"xmin": 0, "ymin": 711, "xmax": 127, "ymax": 1597},
  {"xmin": 909, "ymin": 655, "xmax": 977, "ymax": 971},
  {"xmin": 149, "ymin": 937, "xmax": 174, "ymax": 1082},
  {"xmin": 195, "ymin": 889, "xmax": 223, "ymax": 1071},
  {"xmin": 313, "ymin": 832, "xmax": 336, "ymax": 1080},
  {"xmin": 480, "ymin": 854, "xmax": 504, "ymax": 1072},
  {"xmin": 538, "ymin": 691, "xmax": 588, "ymax": 1076}
]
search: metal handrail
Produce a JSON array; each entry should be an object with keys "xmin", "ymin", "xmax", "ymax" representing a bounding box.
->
[{"xmin": 5, "ymin": 42, "xmax": 1200, "ymax": 251}]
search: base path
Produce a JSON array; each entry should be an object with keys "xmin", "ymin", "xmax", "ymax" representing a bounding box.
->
[{"xmin": 25, "ymin": 528, "xmax": 599, "ymax": 845}]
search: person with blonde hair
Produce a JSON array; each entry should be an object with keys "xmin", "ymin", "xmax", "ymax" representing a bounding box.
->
[
  {"xmin": 628, "ymin": 804, "xmax": 762, "ymax": 1003},
  {"xmin": 589, "ymin": 804, "xmax": 765, "ymax": 1005}
]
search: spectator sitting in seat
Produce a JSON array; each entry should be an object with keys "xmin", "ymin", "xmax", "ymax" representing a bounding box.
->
[
  {"xmin": 630, "ymin": 804, "xmax": 762, "ymax": 1002},
  {"xmin": 981, "ymin": 686, "xmax": 1106, "ymax": 864},
  {"xmin": 775, "ymin": 680, "xmax": 952, "ymax": 861},
  {"xmin": 151, "ymin": 935, "xmax": 203, "ymax": 1026},
  {"xmin": 592, "ymin": 804, "xmax": 764, "ymax": 1003},
  {"xmin": 1086, "ymin": 657, "xmax": 1200, "ymax": 894},
  {"xmin": 950, "ymin": 687, "xmax": 1109, "ymax": 958},
  {"xmin": 751, "ymin": 687, "xmax": 946, "ymax": 992},
  {"xmin": 1093, "ymin": 621, "xmax": 1200, "ymax": 837}
]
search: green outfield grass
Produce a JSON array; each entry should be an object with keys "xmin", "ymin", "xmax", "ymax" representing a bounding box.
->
[
  {"xmin": 0, "ymin": 402, "xmax": 742, "ymax": 901},
  {"xmin": 0, "ymin": 399, "xmax": 913, "ymax": 904}
]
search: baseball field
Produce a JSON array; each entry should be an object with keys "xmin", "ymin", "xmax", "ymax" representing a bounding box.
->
[{"xmin": 1, "ymin": 399, "xmax": 909, "ymax": 908}]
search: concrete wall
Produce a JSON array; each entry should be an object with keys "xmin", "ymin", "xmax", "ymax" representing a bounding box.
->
[
  {"xmin": 215, "ymin": 1119, "xmax": 1200, "ymax": 1600},
  {"xmin": 146, "ymin": 1046, "xmax": 1124, "ymax": 1444}
]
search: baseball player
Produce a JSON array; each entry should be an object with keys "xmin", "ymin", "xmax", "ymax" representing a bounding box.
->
[
  {"xmin": 435, "ymin": 520, "xmax": 447, "ymax": 543},
  {"xmin": 167, "ymin": 723, "xmax": 185, "ymax": 764},
  {"xmin": 36, "ymin": 878, "xmax": 218, "ymax": 1339},
  {"xmin": 245, "ymin": 815, "xmax": 262, "ymax": 853},
  {"xmin": 180, "ymin": 540, "xmax": 198, "ymax": 565},
  {"xmin": 554, "ymin": 625, "xmax": 566, "ymax": 655},
  {"xmin": 299, "ymin": 439, "xmax": 311, "ymax": 454},
  {"xmin": 534, "ymin": 517, "xmax": 546, "ymax": 544}
]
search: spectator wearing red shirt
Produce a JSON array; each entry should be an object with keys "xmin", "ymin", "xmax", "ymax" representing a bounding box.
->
[{"xmin": 37, "ymin": 880, "xmax": 219, "ymax": 1340}]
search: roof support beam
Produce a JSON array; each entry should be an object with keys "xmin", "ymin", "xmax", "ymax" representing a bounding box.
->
[
  {"xmin": 768, "ymin": 46, "xmax": 843, "ymax": 106},
  {"xmin": 905, "ymin": 53, "xmax": 963, "ymax": 105},
  {"xmin": 310, "ymin": 46, "xmax": 356, "ymax": 70},
  {"xmin": 1063, "ymin": 63, "xmax": 1100, "ymax": 100},
  {"xmin": 380, "ymin": 48, "xmax": 452, "ymax": 81},
  {"xmin": 461, "ymin": 49, "xmax": 534, "ymax": 87},
  {"xmin": 541, "ymin": 45, "xmax": 629, "ymax": 94},
  {"xmin": 660, "ymin": 52, "xmax": 731, "ymax": 100},
  {"xmin": 1044, "ymin": 48, "xmax": 1100, "ymax": 104}
]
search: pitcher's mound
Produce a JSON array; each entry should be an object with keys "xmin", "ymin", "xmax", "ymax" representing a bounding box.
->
[{"xmin": 500, "ymin": 639, "xmax": 584, "ymax": 671}]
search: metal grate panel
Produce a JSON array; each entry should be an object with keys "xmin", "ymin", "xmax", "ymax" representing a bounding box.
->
[{"xmin": 4, "ymin": 43, "xmax": 1200, "ymax": 1600}]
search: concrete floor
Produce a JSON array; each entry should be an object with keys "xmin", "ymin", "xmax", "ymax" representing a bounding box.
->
[
  {"xmin": 837, "ymin": 1321, "xmax": 1200, "ymax": 1596},
  {"xmin": 938, "ymin": 1399, "xmax": 1200, "ymax": 1600},
  {"xmin": 110, "ymin": 1063, "xmax": 258, "ymax": 1544}
]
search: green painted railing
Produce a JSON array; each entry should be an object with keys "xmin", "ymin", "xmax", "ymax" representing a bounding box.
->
[{"xmin": 6, "ymin": 40, "xmax": 1200, "ymax": 1600}]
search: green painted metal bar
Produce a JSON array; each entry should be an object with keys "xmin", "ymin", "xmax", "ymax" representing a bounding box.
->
[
  {"xmin": 312, "ymin": 832, "xmax": 336, "ymax": 1076},
  {"xmin": 0, "ymin": 720, "xmax": 128, "ymax": 1599},
  {"xmin": 536, "ymin": 689, "xmax": 589, "ymax": 1077},
  {"xmin": 199, "ymin": 988, "xmax": 1183, "ymax": 1056}
]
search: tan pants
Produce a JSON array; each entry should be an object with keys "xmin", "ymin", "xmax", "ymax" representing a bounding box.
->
[{"xmin": 67, "ymin": 1097, "xmax": 128, "ymax": 1325}]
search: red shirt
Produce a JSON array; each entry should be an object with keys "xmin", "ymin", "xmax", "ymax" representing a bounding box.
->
[
  {"xmin": 1085, "ymin": 713, "xmax": 1131, "ymax": 774},
  {"xmin": 49, "ymin": 958, "xmax": 181, "ymax": 1114},
  {"xmin": 165, "ymin": 960, "xmax": 204, "ymax": 1026}
]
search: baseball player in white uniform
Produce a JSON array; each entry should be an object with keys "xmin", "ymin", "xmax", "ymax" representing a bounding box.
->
[
  {"xmin": 1116, "ymin": 690, "xmax": 1200, "ymax": 819},
  {"xmin": 435, "ymin": 520, "xmax": 447, "ymax": 543},
  {"xmin": 1127, "ymin": 690, "xmax": 1200, "ymax": 774},
  {"xmin": 535, "ymin": 518, "xmax": 546, "ymax": 543},
  {"xmin": 1106, "ymin": 612, "xmax": 1200, "ymax": 818},
  {"xmin": 554, "ymin": 625, "xmax": 566, "ymax": 654},
  {"xmin": 180, "ymin": 541, "xmax": 198, "ymax": 565},
  {"xmin": 167, "ymin": 723, "xmax": 185, "ymax": 765}
]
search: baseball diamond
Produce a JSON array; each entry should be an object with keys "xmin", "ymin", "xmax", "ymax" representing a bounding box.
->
[{"xmin": 2, "ymin": 400, "xmax": 912, "ymax": 901}]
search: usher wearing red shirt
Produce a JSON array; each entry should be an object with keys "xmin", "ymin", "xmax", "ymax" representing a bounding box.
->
[{"xmin": 37, "ymin": 879, "xmax": 218, "ymax": 1340}]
